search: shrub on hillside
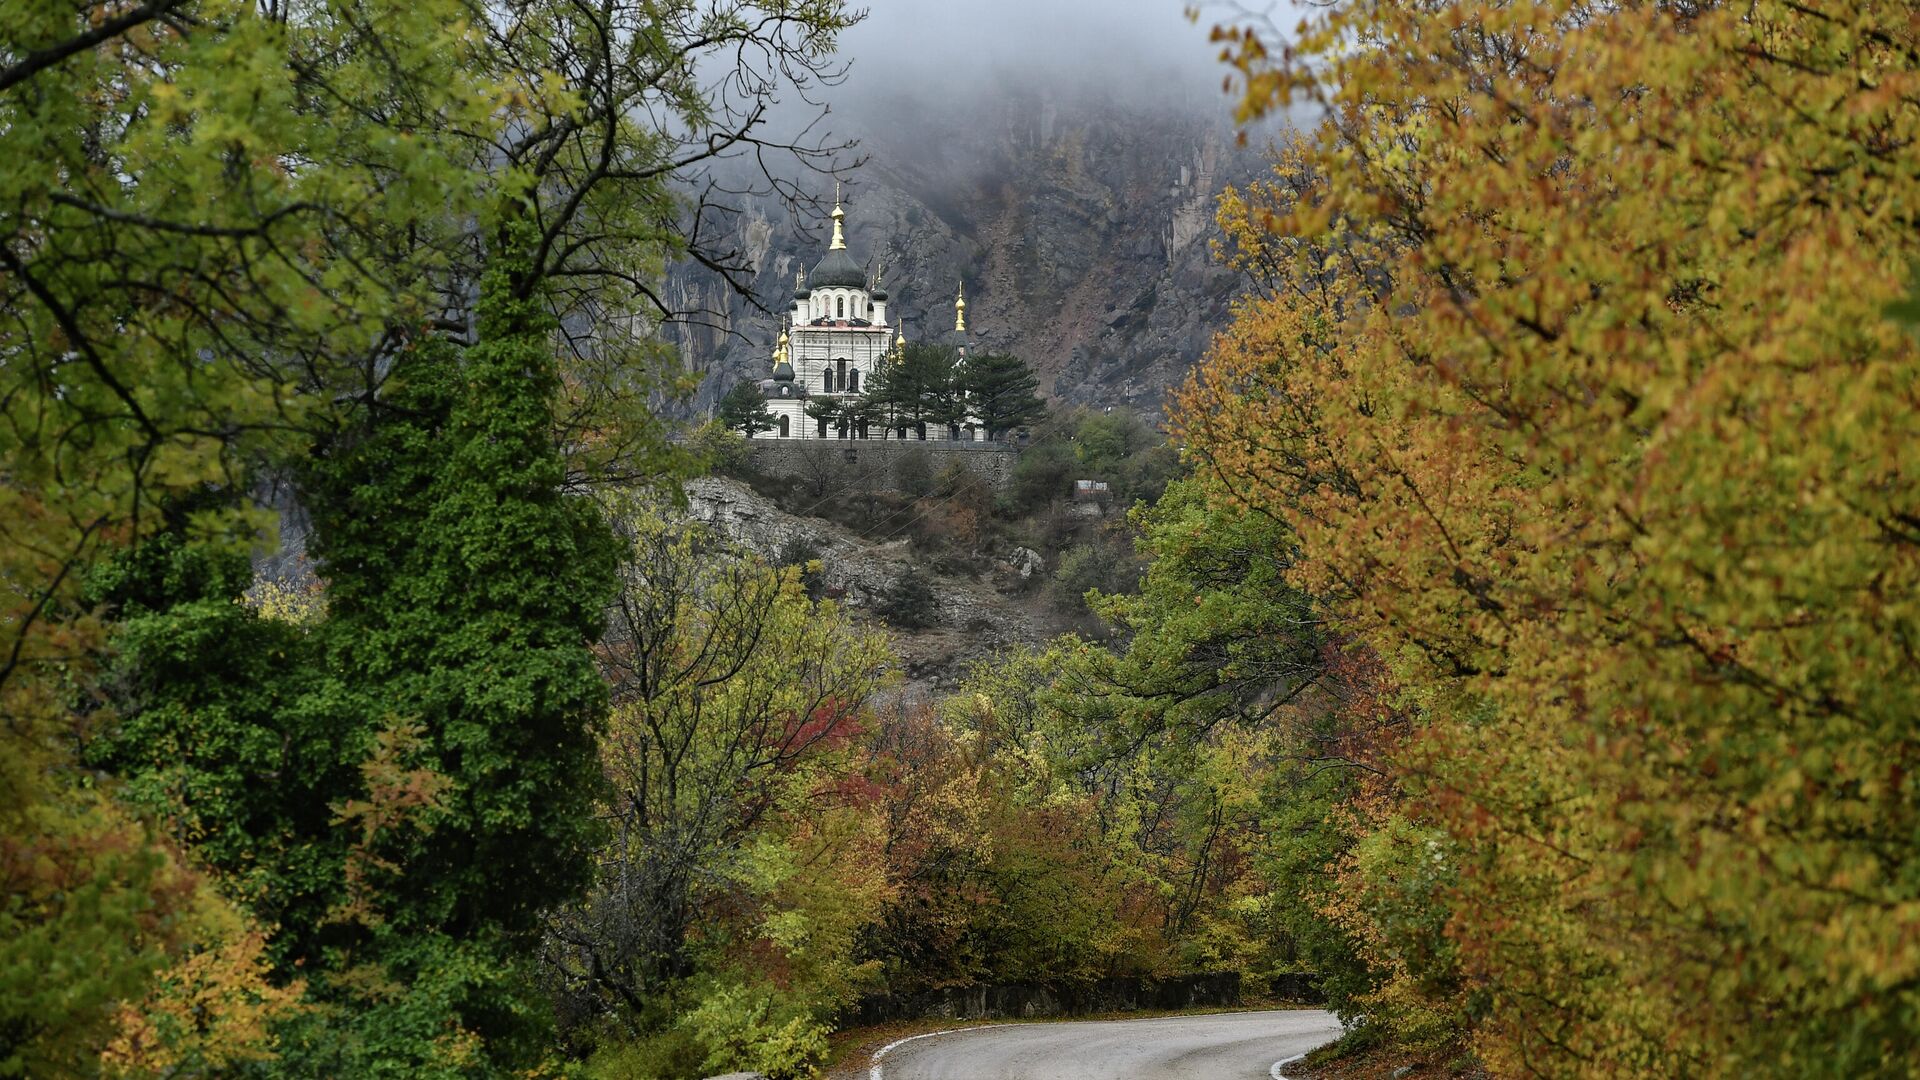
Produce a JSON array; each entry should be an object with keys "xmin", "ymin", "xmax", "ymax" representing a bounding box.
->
[
  {"xmin": 1004, "ymin": 439, "xmax": 1075, "ymax": 514},
  {"xmin": 892, "ymin": 447, "xmax": 934, "ymax": 497},
  {"xmin": 774, "ymin": 535, "xmax": 826, "ymax": 600},
  {"xmin": 691, "ymin": 420, "xmax": 753, "ymax": 479},
  {"xmin": 1050, "ymin": 533, "xmax": 1143, "ymax": 622},
  {"xmin": 878, "ymin": 566, "xmax": 940, "ymax": 629}
]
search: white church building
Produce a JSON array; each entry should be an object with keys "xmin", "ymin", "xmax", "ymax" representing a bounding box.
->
[{"xmin": 753, "ymin": 195, "xmax": 985, "ymax": 441}]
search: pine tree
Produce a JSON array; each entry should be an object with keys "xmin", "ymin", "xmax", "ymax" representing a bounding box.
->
[
  {"xmin": 718, "ymin": 379, "xmax": 775, "ymax": 437},
  {"xmin": 958, "ymin": 351, "xmax": 1046, "ymax": 440},
  {"xmin": 866, "ymin": 343, "xmax": 961, "ymax": 438},
  {"xmin": 804, "ymin": 396, "xmax": 843, "ymax": 437}
]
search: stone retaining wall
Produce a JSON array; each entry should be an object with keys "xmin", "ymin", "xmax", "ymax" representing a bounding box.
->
[
  {"xmin": 841, "ymin": 973, "xmax": 1329, "ymax": 1027},
  {"xmin": 746, "ymin": 439, "xmax": 1020, "ymax": 494}
]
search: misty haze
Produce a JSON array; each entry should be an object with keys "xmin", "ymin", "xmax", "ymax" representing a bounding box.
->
[{"xmin": 664, "ymin": 0, "xmax": 1282, "ymax": 416}]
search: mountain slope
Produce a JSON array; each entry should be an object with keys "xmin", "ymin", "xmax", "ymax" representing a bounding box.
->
[{"xmin": 669, "ymin": 83, "xmax": 1261, "ymax": 415}]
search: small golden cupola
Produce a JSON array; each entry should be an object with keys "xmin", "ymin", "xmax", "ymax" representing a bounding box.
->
[
  {"xmin": 954, "ymin": 281, "xmax": 967, "ymax": 333},
  {"xmin": 770, "ymin": 327, "xmax": 794, "ymax": 382}
]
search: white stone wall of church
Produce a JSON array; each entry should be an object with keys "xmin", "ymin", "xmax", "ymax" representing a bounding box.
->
[{"xmin": 809, "ymin": 288, "xmax": 875, "ymax": 321}]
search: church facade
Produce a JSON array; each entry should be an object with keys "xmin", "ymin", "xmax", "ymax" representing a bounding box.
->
[{"xmin": 753, "ymin": 196, "xmax": 985, "ymax": 441}]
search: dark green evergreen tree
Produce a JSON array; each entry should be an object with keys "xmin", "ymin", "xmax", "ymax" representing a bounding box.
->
[
  {"xmin": 301, "ymin": 266, "xmax": 617, "ymax": 945},
  {"xmin": 958, "ymin": 351, "xmax": 1047, "ymax": 440},
  {"xmin": 87, "ymin": 243, "xmax": 621, "ymax": 1074},
  {"xmin": 865, "ymin": 343, "xmax": 960, "ymax": 438},
  {"xmin": 803, "ymin": 395, "xmax": 842, "ymax": 437},
  {"xmin": 718, "ymin": 379, "xmax": 775, "ymax": 436},
  {"xmin": 877, "ymin": 565, "xmax": 940, "ymax": 629}
]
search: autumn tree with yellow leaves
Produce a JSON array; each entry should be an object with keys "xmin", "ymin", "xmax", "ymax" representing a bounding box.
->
[{"xmin": 1181, "ymin": 0, "xmax": 1920, "ymax": 1073}]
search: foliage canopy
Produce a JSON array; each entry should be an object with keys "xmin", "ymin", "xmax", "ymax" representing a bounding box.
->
[{"xmin": 1184, "ymin": 0, "xmax": 1920, "ymax": 1070}]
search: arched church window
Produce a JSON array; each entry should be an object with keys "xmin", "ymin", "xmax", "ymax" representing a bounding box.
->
[
  {"xmin": 848, "ymin": 369, "xmax": 860, "ymax": 392},
  {"xmin": 836, "ymin": 296, "xmax": 845, "ymax": 319},
  {"xmin": 777, "ymin": 415, "xmax": 789, "ymax": 437}
]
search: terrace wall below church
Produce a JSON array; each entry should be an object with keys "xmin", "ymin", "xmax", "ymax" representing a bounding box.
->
[{"xmin": 747, "ymin": 439, "xmax": 1020, "ymax": 494}]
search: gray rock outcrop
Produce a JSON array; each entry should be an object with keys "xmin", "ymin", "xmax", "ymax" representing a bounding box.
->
[{"xmin": 683, "ymin": 477, "xmax": 1052, "ymax": 691}]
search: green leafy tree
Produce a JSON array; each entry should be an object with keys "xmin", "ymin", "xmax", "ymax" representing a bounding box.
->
[
  {"xmin": 1048, "ymin": 537, "xmax": 1139, "ymax": 622},
  {"xmin": 1192, "ymin": 0, "xmax": 1920, "ymax": 1070},
  {"xmin": 691, "ymin": 420, "xmax": 754, "ymax": 476},
  {"xmin": 940, "ymin": 472, "xmax": 1395, "ymax": 1011},
  {"xmin": 1004, "ymin": 439, "xmax": 1077, "ymax": 513},
  {"xmin": 546, "ymin": 511, "xmax": 892, "ymax": 1073},
  {"xmin": 4, "ymin": 0, "xmax": 863, "ymax": 1072},
  {"xmin": 1072, "ymin": 409, "xmax": 1179, "ymax": 506},
  {"xmin": 1, "ymin": 2, "xmax": 492, "ymax": 1073},
  {"xmin": 958, "ymin": 351, "xmax": 1047, "ymax": 440}
]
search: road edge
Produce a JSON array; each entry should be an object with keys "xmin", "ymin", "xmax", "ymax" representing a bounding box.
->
[
  {"xmin": 1271, "ymin": 1050, "xmax": 1310, "ymax": 1079},
  {"xmin": 867, "ymin": 1024, "xmax": 994, "ymax": 1080}
]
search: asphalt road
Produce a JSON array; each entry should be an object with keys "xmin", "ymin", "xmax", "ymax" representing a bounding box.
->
[{"xmin": 868, "ymin": 1009, "xmax": 1345, "ymax": 1080}]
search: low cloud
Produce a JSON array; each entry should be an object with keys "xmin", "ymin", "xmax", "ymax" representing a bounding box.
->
[{"xmin": 834, "ymin": 0, "xmax": 1243, "ymax": 113}]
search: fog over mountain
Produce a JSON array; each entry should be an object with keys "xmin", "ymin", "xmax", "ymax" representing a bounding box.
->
[
  {"xmin": 666, "ymin": 0, "xmax": 1298, "ymax": 416},
  {"xmin": 836, "ymin": 0, "xmax": 1232, "ymax": 106}
]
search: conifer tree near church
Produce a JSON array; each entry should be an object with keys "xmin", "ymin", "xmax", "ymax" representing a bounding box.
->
[
  {"xmin": 719, "ymin": 379, "xmax": 776, "ymax": 437},
  {"xmin": 958, "ymin": 351, "xmax": 1046, "ymax": 440},
  {"xmin": 864, "ymin": 342, "xmax": 966, "ymax": 438}
]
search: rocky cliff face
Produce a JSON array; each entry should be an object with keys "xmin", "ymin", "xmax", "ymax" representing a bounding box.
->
[
  {"xmin": 683, "ymin": 476, "xmax": 1056, "ymax": 694},
  {"xmin": 668, "ymin": 81, "xmax": 1259, "ymax": 417}
]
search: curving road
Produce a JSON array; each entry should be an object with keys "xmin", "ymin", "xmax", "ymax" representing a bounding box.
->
[{"xmin": 868, "ymin": 1009, "xmax": 1344, "ymax": 1080}]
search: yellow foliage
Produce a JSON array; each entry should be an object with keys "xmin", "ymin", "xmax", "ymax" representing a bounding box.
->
[
  {"xmin": 245, "ymin": 577, "xmax": 328, "ymax": 625},
  {"xmin": 327, "ymin": 720, "xmax": 455, "ymax": 930},
  {"xmin": 101, "ymin": 926, "xmax": 305, "ymax": 1077},
  {"xmin": 1185, "ymin": 0, "xmax": 1920, "ymax": 1072}
]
